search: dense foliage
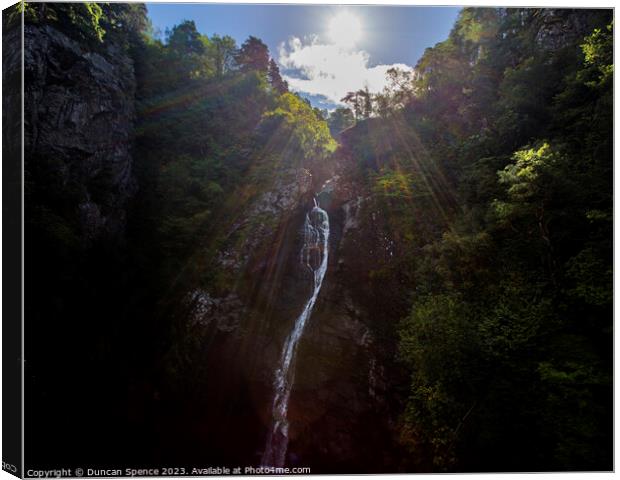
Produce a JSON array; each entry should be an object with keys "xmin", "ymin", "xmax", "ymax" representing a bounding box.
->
[
  {"xmin": 336, "ymin": 8, "xmax": 613, "ymax": 471},
  {"xmin": 126, "ymin": 16, "xmax": 336, "ymax": 294}
]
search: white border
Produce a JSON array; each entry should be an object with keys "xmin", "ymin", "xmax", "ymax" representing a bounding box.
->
[{"xmin": 0, "ymin": 2, "xmax": 615, "ymax": 480}]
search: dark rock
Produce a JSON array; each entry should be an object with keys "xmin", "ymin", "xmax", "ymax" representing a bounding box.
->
[
  {"xmin": 535, "ymin": 9, "xmax": 593, "ymax": 52},
  {"xmin": 24, "ymin": 24, "xmax": 137, "ymax": 246}
]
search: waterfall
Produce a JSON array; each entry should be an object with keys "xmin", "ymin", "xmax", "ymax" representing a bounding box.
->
[{"xmin": 261, "ymin": 197, "xmax": 330, "ymax": 467}]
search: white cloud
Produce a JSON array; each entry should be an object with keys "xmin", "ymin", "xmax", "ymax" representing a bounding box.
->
[{"xmin": 278, "ymin": 36, "xmax": 413, "ymax": 106}]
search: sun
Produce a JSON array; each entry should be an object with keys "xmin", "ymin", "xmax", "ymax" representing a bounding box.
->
[{"xmin": 328, "ymin": 11, "xmax": 362, "ymax": 48}]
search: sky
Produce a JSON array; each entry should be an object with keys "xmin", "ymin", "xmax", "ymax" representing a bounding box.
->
[{"xmin": 146, "ymin": 4, "xmax": 461, "ymax": 109}]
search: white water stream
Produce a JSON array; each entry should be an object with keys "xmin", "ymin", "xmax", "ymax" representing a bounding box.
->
[{"xmin": 261, "ymin": 198, "xmax": 330, "ymax": 467}]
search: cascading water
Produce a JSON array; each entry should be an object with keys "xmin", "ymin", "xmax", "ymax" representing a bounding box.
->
[{"xmin": 261, "ymin": 197, "xmax": 330, "ymax": 467}]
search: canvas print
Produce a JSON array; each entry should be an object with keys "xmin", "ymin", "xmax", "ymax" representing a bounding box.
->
[{"xmin": 2, "ymin": 1, "xmax": 613, "ymax": 476}]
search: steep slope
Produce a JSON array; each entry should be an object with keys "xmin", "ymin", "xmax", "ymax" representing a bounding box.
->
[
  {"xmin": 23, "ymin": 10, "xmax": 142, "ymax": 468},
  {"xmin": 24, "ymin": 23, "xmax": 136, "ymax": 245},
  {"xmin": 161, "ymin": 130, "xmax": 414, "ymax": 471}
]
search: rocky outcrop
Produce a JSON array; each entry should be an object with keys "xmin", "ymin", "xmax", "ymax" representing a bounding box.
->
[
  {"xmin": 24, "ymin": 24, "xmax": 136, "ymax": 245},
  {"xmin": 184, "ymin": 164, "xmax": 313, "ymax": 332},
  {"xmin": 534, "ymin": 9, "xmax": 599, "ymax": 51},
  {"xmin": 212, "ymin": 166, "xmax": 313, "ymax": 277}
]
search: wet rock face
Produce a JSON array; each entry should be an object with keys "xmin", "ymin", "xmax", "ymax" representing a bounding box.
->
[
  {"xmin": 177, "ymin": 149, "xmax": 408, "ymax": 470},
  {"xmin": 155, "ymin": 142, "xmax": 408, "ymax": 470},
  {"xmin": 286, "ymin": 166, "xmax": 403, "ymax": 472},
  {"xmin": 185, "ymin": 165, "xmax": 314, "ymax": 330},
  {"xmin": 186, "ymin": 290, "xmax": 246, "ymax": 333},
  {"xmin": 24, "ymin": 24, "xmax": 136, "ymax": 245},
  {"xmin": 169, "ymin": 161, "xmax": 317, "ymax": 465},
  {"xmin": 213, "ymin": 167, "xmax": 313, "ymax": 277}
]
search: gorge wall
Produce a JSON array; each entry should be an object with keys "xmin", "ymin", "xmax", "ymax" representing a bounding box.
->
[
  {"xmin": 24, "ymin": 22, "xmax": 137, "ymax": 246},
  {"xmin": 23, "ymin": 17, "xmax": 142, "ymax": 468},
  {"xmin": 156, "ymin": 143, "xmax": 409, "ymax": 471}
]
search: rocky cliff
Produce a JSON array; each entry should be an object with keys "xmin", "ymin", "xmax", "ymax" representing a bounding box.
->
[
  {"xmin": 159, "ymin": 136, "xmax": 409, "ymax": 471},
  {"xmin": 23, "ymin": 20, "xmax": 141, "ymax": 468},
  {"xmin": 24, "ymin": 23, "xmax": 136, "ymax": 245}
]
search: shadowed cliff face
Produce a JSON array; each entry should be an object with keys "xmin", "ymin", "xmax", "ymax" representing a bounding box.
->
[
  {"xmin": 158, "ymin": 163, "xmax": 318, "ymax": 466},
  {"xmin": 24, "ymin": 21, "xmax": 140, "ymax": 468},
  {"xmin": 24, "ymin": 23, "xmax": 136, "ymax": 245},
  {"xmin": 159, "ymin": 144, "xmax": 410, "ymax": 472},
  {"xmin": 287, "ymin": 150, "xmax": 412, "ymax": 473}
]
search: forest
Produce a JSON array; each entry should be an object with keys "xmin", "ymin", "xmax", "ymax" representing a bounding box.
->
[{"xmin": 12, "ymin": 2, "xmax": 613, "ymax": 473}]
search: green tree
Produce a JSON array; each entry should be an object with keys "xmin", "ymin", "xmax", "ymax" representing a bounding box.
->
[
  {"xmin": 236, "ymin": 35, "xmax": 270, "ymax": 73},
  {"xmin": 166, "ymin": 20, "xmax": 213, "ymax": 79},
  {"xmin": 260, "ymin": 93, "xmax": 336, "ymax": 161},
  {"xmin": 327, "ymin": 107, "xmax": 355, "ymax": 135},
  {"xmin": 208, "ymin": 34, "xmax": 238, "ymax": 77},
  {"xmin": 268, "ymin": 58, "xmax": 288, "ymax": 94}
]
